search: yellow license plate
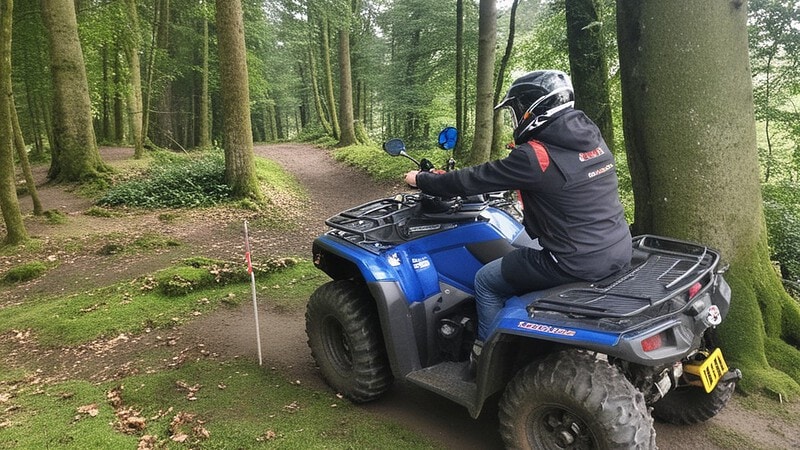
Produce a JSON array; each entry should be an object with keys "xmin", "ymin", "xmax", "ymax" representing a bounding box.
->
[{"xmin": 684, "ymin": 348, "xmax": 728, "ymax": 393}]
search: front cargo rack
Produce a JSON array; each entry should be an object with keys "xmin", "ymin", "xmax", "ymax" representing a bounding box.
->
[
  {"xmin": 528, "ymin": 235, "xmax": 720, "ymax": 319},
  {"xmin": 324, "ymin": 196, "xmax": 419, "ymax": 252}
]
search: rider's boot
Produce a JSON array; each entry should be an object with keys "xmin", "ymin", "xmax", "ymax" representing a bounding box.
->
[{"xmin": 466, "ymin": 340, "xmax": 483, "ymax": 380}]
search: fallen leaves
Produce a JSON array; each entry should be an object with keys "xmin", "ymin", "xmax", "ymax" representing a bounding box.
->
[
  {"xmin": 76, "ymin": 403, "xmax": 99, "ymax": 417},
  {"xmin": 175, "ymin": 380, "xmax": 202, "ymax": 401},
  {"xmin": 169, "ymin": 411, "xmax": 210, "ymax": 443}
]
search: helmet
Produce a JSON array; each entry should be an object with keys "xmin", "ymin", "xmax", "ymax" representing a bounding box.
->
[{"xmin": 495, "ymin": 70, "xmax": 575, "ymax": 138}]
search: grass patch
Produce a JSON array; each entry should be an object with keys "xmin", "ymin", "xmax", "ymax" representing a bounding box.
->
[
  {"xmin": 0, "ymin": 258, "xmax": 322, "ymax": 347},
  {"xmin": 43, "ymin": 209, "xmax": 68, "ymax": 225},
  {"xmin": 97, "ymin": 232, "xmax": 182, "ymax": 256},
  {"xmin": 259, "ymin": 260, "xmax": 327, "ymax": 313},
  {"xmin": 84, "ymin": 206, "xmax": 118, "ymax": 218},
  {"xmin": 1, "ymin": 261, "xmax": 50, "ymax": 284},
  {"xmin": 0, "ymin": 360, "xmax": 437, "ymax": 449},
  {"xmin": 333, "ymin": 144, "xmax": 449, "ymax": 182},
  {"xmin": 0, "ymin": 380, "xmax": 135, "ymax": 449}
]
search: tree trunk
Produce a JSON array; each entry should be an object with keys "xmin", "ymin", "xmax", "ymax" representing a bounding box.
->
[
  {"xmin": 336, "ymin": 27, "xmax": 357, "ymax": 147},
  {"xmin": 566, "ymin": 0, "xmax": 614, "ymax": 153},
  {"xmin": 40, "ymin": 0, "xmax": 108, "ymax": 182},
  {"xmin": 113, "ymin": 49, "xmax": 125, "ymax": 143},
  {"xmin": 455, "ymin": 0, "xmax": 466, "ymax": 159},
  {"xmin": 215, "ymin": 0, "xmax": 260, "ymax": 200},
  {"xmin": 618, "ymin": 0, "xmax": 800, "ymax": 395},
  {"xmin": 124, "ymin": 0, "xmax": 145, "ymax": 157},
  {"xmin": 0, "ymin": 0, "xmax": 28, "ymax": 244},
  {"xmin": 199, "ymin": 10, "xmax": 210, "ymax": 148},
  {"xmin": 320, "ymin": 19, "xmax": 340, "ymax": 139},
  {"xmin": 11, "ymin": 95, "xmax": 42, "ymax": 215},
  {"xmin": 308, "ymin": 45, "xmax": 332, "ymax": 136},
  {"xmin": 467, "ymin": 0, "xmax": 497, "ymax": 166},
  {"xmin": 491, "ymin": 0, "xmax": 520, "ymax": 160}
]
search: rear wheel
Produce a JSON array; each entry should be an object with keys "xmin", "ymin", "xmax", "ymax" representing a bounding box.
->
[
  {"xmin": 499, "ymin": 350, "xmax": 656, "ymax": 450},
  {"xmin": 652, "ymin": 379, "xmax": 735, "ymax": 425},
  {"xmin": 305, "ymin": 280, "xmax": 393, "ymax": 402}
]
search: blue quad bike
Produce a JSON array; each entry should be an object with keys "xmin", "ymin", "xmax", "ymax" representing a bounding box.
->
[{"xmin": 305, "ymin": 128, "xmax": 740, "ymax": 449}]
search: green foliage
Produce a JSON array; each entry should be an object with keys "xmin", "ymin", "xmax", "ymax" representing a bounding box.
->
[
  {"xmin": 763, "ymin": 182, "xmax": 800, "ymax": 281},
  {"xmin": 154, "ymin": 258, "xmax": 245, "ymax": 297},
  {"xmin": 1, "ymin": 261, "xmax": 49, "ymax": 284},
  {"xmin": 333, "ymin": 144, "xmax": 449, "ymax": 181},
  {"xmin": 43, "ymin": 209, "xmax": 68, "ymax": 225},
  {"xmin": 97, "ymin": 151, "xmax": 233, "ymax": 208}
]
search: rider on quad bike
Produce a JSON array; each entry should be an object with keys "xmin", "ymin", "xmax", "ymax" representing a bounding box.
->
[
  {"xmin": 307, "ymin": 69, "xmax": 738, "ymax": 450},
  {"xmin": 405, "ymin": 69, "xmax": 631, "ymax": 366}
]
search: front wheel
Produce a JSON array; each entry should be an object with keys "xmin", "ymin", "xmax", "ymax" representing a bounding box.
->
[
  {"xmin": 499, "ymin": 350, "xmax": 656, "ymax": 450},
  {"xmin": 305, "ymin": 280, "xmax": 393, "ymax": 403}
]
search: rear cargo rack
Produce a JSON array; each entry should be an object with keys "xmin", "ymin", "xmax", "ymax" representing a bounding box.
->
[{"xmin": 529, "ymin": 235, "xmax": 720, "ymax": 318}]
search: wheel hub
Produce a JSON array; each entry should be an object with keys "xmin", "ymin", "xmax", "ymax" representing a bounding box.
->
[{"xmin": 535, "ymin": 408, "xmax": 593, "ymax": 449}]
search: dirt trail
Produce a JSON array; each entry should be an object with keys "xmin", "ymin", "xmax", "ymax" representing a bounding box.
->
[{"xmin": 2, "ymin": 144, "xmax": 798, "ymax": 450}]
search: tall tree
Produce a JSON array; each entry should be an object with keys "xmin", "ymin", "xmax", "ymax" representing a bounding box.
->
[
  {"xmin": 617, "ymin": 0, "xmax": 800, "ymax": 395},
  {"xmin": 215, "ymin": 0, "xmax": 260, "ymax": 200},
  {"xmin": 0, "ymin": 0, "xmax": 28, "ymax": 244},
  {"xmin": 455, "ymin": 0, "xmax": 466, "ymax": 158},
  {"xmin": 466, "ymin": 0, "xmax": 497, "ymax": 165},
  {"xmin": 40, "ymin": 0, "xmax": 108, "ymax": 182},
  {"xmin": 565, "ymin": 0, "xmax": 614, "ymax": 152},
  {"xmin": 198, "ymin": 2, "xmax": 211, "ymax": 149},
  {"xmin": 320, "ymin": 19, "xmax": 340, "ymax": 139},
  {"xmin": 491, "ymin": 0, "xmax": 520, "ymax": 160},
  {"xmin": 11, "ymin": 96, "xmax": 42, "ymax": 215},
  {"xmin": 336, "ymin": 24, "xmax": 357, "ymax": 147},
  {"xmin": 124, "ymin": 0, "xmax": 145, "ymax": 158}
]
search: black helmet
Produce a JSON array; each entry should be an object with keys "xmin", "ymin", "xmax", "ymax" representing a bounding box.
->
[{"xmin": 495, "ymin": 70, "xmax": 574, "ymax": 138}]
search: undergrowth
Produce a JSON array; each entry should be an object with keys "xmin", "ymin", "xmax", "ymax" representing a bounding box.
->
[{"xmin": 97, "ymin": 151, "xmax": 232, "ymax": 208}]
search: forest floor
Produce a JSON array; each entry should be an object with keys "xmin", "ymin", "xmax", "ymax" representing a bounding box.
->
[{"xmin": 1, "ymin": 144, "xmax": 799, "ymax": 449}]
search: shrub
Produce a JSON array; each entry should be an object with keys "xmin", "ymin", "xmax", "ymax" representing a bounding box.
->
[
  {"xmin": 2, "ymin": 261, "xmax": 48, "ymax": 284},
  {"xmin": 97, "ymin": 151, "xmax": 233, "ymax": 208}
]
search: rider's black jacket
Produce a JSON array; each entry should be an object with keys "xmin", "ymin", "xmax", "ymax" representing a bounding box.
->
[{"xmin": 416, "ymin": 109, "xmax": 631, "ymax": 288}]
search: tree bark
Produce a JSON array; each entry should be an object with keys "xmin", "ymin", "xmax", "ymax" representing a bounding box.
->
[
  {"xmin": 618, "ymin": 0, "xmax": 800, "ymax": 395},
  {"xmin": 491, "ymin": 0, "xmax": 520, "ymax": 160},
  {"xmin": 11, "ymin": 95, "xmax": 42, "ymax": 215},
  {"xmin": 199, "ymin": 8, "xmax": 210, "ymax": 148},
  {"xmin": 320, "ymin": 19, "xmax": 340, "ymax": 139},
  {"xmin": 467, "ymin": 0, "xmax": 497, "ymax": 166},
  {"xmin": 566, "ymin": 0, "xmax": 614, "ymax": 153},
  {"xmin": 40, "ymin": 0, "xmax": 108, "ymax": 182},
  {"xmin": 215, "ymin": 0, "xmax": 260, "ymax": 200},
  {"xmin": 124, "ymin": 0, "xmax": 145, "ymax": 157},
  {"xmin": 336, "ymin": 27, "xmax": 357, "ymax": 147},
  {"xmin": 455, "ymin": 0, "xmax": 466, "ymax": 159},
  {"xmin": 0, "ymin": 0, "xmax": 28, "ymax": 244}
]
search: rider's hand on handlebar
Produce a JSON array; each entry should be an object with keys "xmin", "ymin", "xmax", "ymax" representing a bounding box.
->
[{"xmin": 405, "ymin": 170, "xmax": 420, "ymax": 187}]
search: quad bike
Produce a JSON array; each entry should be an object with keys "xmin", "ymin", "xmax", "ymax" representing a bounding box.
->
[{"xmin": 305, "ymin": 128, "xmax": 740, "ymax": 449}]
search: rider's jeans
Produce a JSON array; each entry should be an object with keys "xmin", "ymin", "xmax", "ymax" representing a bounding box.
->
[{"xmin": 474, "ymin": 250, "xmax": 577, "ymax": 341}]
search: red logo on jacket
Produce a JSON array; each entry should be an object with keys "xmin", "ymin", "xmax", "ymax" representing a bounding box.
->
[{"xmin": 579, "ymin": 147, "xmax": 605, "ymax": 162}]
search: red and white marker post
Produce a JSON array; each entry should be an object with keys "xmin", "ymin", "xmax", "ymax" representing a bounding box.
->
[{"xmin": 243, "ymin": 220, "xmax": 263, "ymax": 366}]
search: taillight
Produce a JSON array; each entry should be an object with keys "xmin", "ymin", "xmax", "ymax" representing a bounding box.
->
[
  {"xmin": 688, "ymin": 282, "xmax": 702, "ymax": 299},
  {"xmin": 641, "ymin": 333, "xmax": 664, "ymax": 352}
]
